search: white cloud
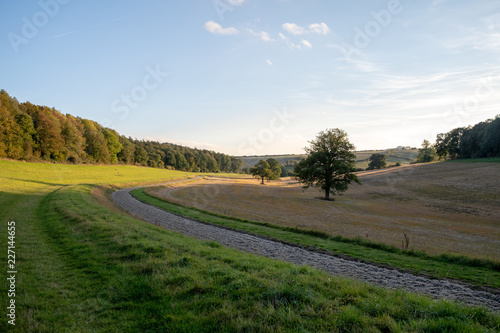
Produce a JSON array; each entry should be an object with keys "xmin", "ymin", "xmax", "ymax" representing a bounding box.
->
[
  {"xmin": 309, "ymin": 22, "xmax": 330, "ymax": 35},
  {"xmin": 259, "ymin": 31, "xmax": 273, "ymax": 42},
  {"xmin": 301, "ymin": 40, "xmax": 312, "ymax": 48},
  {"xmin": 266, "ymin": 59, "xmax": 273, "ymax": 65},
  {"xmin": 204, "ymin": 21, "xmax": 238, "ymax": 35},
  {"xmin": 227, "ymin": 0, "xmax": 247, "ymax": 5},
  {"xmin": 441, "ymin": 19, "xmax": 500, "ymax": 52},
  {"xmin": 247, "ymin": 29, "xmax": 274, "ymax": 42},
  {"xmin": 280, "ymin": 35, "xmax": 312, "ymax": 50},
  {"xmin": 282, "ymin": 23, "xmax": 307, "ymax": 35},
  {"xmin": 282, "ymin": 22, "xmax": 330, "ymax": 35}
]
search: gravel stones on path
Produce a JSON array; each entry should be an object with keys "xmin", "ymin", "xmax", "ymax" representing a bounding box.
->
[{"xmin": 113, "ymin": 186, "xmax": 500, "ymax": 313}]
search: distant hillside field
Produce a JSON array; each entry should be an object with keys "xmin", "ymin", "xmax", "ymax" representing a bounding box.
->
[
  {"xmin": 144, "ymin": 161, "xmax": 500, "ymax": 261},
  {"xmin": 238, "ymin": 149, "xmax": 419, "ymax": 170}
]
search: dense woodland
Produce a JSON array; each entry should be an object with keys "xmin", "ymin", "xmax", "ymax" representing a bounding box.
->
[
  {"xmin": 0, "ymin": 90, "xmax": 243, "ymax": 173},
  {"xmin": 435, "ymin": 116, "xmax": 500, "ymax": 159}
]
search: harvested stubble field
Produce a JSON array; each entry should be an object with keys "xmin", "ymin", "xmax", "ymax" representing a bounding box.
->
[{"xmin": 146, "ymin": 161, "xmax": 500, "ymax": 261}]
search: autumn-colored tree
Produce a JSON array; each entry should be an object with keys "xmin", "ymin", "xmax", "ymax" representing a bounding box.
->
[
  {"xmin": 28, "ymin": 105, "xmax": 65, "ymax": 161},
  {"xmin": 61, "ymin": 115, "xmax": 86, "ymax": 163},
  {"xmin": 81, "ymin": 119, "xmax": 111, "ymax": 163},
  {"xmin": 0, "ymin": 90, "xmax": 248, "ymax": 172}
]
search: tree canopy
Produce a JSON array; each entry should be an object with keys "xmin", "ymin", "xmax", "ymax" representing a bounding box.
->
[
  {"xmin": 434, "ymin": 116, "xmax": 500, "ymax": 159},
  {"xmin": 367, "ymin": 153, "xmax": 387, "ymax": 170},
  {"xmin": 294, "ymin": 128, "xmax": 361, "ymax": 200},
  {"xmin": 250, "ymin": 160, "xmax": 273, "ymax": 184},
  {"xmin": 417, "ymin": 140, "xmax": 437, "ymax": 163},
  {"xmin": 266, "ymin": 158, "xmax": 283, "ymax": 181},
  {"xmin": 0, "ymin": 89, "xmax": 243, "ymax": 173}
]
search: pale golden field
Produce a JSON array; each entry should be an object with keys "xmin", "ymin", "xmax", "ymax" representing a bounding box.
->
[{"xmin": 146, "ymin": 162, "xmax": 500, "ymax": 260}]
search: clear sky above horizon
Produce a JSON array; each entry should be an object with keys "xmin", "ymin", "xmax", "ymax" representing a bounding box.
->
[{"xmin": 1, "ymin": 0, "xmax": 499, "ymax": 156}]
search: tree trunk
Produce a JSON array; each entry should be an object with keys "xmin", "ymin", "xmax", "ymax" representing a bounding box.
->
[
  {"xmin": 261, "ymin": 176, "xmax": 265, "ymax": 185},
  {"xmin": 325, "ymin": 190, "xmax": 330, "ymax": 201}
]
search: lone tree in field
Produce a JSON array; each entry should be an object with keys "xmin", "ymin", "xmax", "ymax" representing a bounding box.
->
[
  {"xmin": 367, "ymin": 153, "xmax": 387, "ymax": 170},
  {"xmin": 250, "ymin": 160, "xmax": 273, "ymax": 184},
  {"xmin": 294, "ymin": 129, "xmax": 361, "ymax": 200}
]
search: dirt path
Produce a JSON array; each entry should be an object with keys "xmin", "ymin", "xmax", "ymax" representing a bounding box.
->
[{"xmin": 113, "ymin": 183, "xmax": 500, "ymax": 313}]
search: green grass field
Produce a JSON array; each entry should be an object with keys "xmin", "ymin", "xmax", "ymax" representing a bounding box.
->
[{"xmin": 1, "ymin": 159, "xmax": 499, "ymax": 332}]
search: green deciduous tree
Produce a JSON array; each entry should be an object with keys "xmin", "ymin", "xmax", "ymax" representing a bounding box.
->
[
  {"xmin": 266, "ymin": 158, "xmax": 283, "ymax": 181},
  {"xmin": 175, "ymin": 151, "xmax": 189, "ymax": 171},
  {"xmin": 134, "ymin": 146, "xmax": 148, "ymax": 166},
  {"xmin": 417, "ymin": 140, "xmax": 437, "ymax": 163},
  {"xmin": 117, "ymin": 136, "xmax": 135, "ymax": 164},
  {"xmin": 434, "ymin": 116, "xmax": 500, "ymax": 160},
  {"xmin": 367, "ymin": 153, "xmax": 387, "ymax": 170},
  {"xmin": 294, "ymin": 128, "xmax": 361, "ymax": 201},
  {"xmin": 103, "ymin": 128, "xmax": 123, "ymax": 164},
  {"xmin": 230, "ymin": 158, "xmax": 244, "ymax": 173},
  {"xmin": 280, "ymin": 165, "xmax": 289, "ymax": 177},
  {"xmin": 250, "ymin": 160, "xmax": 273, "ymax": 184}
]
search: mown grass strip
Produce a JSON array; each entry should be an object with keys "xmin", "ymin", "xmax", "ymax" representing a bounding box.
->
[
  {"xmin": 132, "ymin": 188, "xmax": 500, "ymax": 290},
  {"xmin": 7, "ymin": 184, "xmax": 500, "ymax": 332}
]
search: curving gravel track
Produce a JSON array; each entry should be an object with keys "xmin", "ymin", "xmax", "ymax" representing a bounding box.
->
[{"xmin": 113, "ymin": 185, "xmax": 500, "ymax": 312}]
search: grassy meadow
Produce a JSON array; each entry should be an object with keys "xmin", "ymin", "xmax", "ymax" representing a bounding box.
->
[{"xmin": 1, "ymin": 159, "xmax": 499, "ymax": 332}]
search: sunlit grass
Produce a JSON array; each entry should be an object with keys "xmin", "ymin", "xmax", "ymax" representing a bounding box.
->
[{"xmin": 0, "ymin": 159, "xmax": 499, "ymax": 331}]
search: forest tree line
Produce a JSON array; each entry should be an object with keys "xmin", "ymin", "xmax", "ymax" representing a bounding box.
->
[
  {"xmin": 0, "ymin": 90, "xmax": 243, "ymax": 173},
  {"xmin": 435, "ymin": 115, "xmax": 500, "ymax": 159}
]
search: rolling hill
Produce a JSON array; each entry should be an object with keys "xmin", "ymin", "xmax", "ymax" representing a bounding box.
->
[{"xmin": 237, "ymin": 148, "xmax": 420, "ymax": 171}]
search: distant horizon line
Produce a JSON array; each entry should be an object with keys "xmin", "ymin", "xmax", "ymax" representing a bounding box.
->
[{"xmin": 234, "ymin": 147, "xmax": 419, "ymax": 158}]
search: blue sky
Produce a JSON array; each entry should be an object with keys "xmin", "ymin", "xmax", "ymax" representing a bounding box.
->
[{"xmin": 1, "ymin": 0, "xmax": 499, "ymax": 155}]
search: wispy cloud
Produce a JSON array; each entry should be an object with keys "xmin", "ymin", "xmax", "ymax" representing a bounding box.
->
[
  {"xmin": 247, "ymin": 29, "xmax": 274, "ymax": 42},
  {"xmin": 329, "ymin": 43, "xmax": 380, "ymax": 72},
  {"xmin": 282, "ymin": 23, "xmax": 307, "ymax": 35},
  {"xmin": 204, "ymin": 21, "xmax": 238, "ymax": 35},
  {"xmin": 226, "ymin": 0, "xmax": 247, "ymax": 5},
  {"xmin": 300, "ymin": 40, "xmax": 312, "ymax": 48},
  {"xmin": 279, "ymin": 33, "xmax": 312, "ymax": 49},
  {"xmin": 308, "ymin": 23, "xmax": 330, "ymax": 35},
  {"xmin": 282, "ymin": 22, "xmax": 330, "ymax": 35},
  {"xmin": 325, "ymin": 66, "xmax": 500, "ymax": 125},
  {"xmin": 441, "ymin": 21, "xmax": 500, "ymax": 52}
]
